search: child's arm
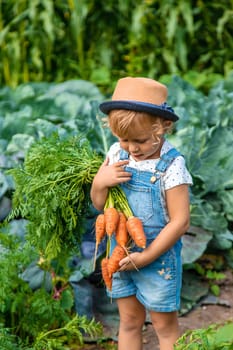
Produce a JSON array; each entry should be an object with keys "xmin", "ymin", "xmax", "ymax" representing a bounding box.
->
[
  {"xmin": 90, "ymin": 157, "xmax": 131, "ymax": 211},
  {"xmin": 119, "ymin": 184, "xmax": 190, "ymax": 269}
]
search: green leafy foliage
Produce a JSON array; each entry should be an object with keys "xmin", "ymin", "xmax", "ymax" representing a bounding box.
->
[
  {"xmin": 0, "ymin": 80, "xmax": 114, "ymax": 158},
  {"xmin": 33, "ymin": 316, "xmax": 102, "ymax": 350},
  {"xmin": 0, "ymin": 76, "xmax": 232, "ymax": 270},
  {"xmin": 0, "ymin": 230, "xmax": 102, "ymax": 349},
  {"xmin": 0, "ymin": 326, "xmax": 23, "ymax": 350},
  {"xmin": 7, "ymin": 134, "xmax": 103, "ymax": 261},
  {"xmin": 167, "ymin": 75, "xmax": 233, "ymax": 266},
  {"xmin": 0, "ymin": 1, "xmax": 233, "ymax": 90},
  {"xmin": 0, "ymin": 76, "xmax": 233, "ymax": 346},
  {"xmin": 174, "ymin": 321, "xmax": 233, "ymax": 349}
]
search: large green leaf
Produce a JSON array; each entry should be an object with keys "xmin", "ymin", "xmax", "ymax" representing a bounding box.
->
[
  {"xmin": 6, "ymin": 134, "xmax": 35, "ymax": 155},
  {"xmin": 182, "ymin": 226, "xmax": 213, "ymax": 264},
  {"xmin": 195, "ymin": 127, "xmax": 233, "ymax": 193},
  {"xmin": 209, "ymin": 229, "xmax": 233, "ymax": 250},
  {"xmin": 190, "ymin": 197, "xmax": 228, "ymax": 234},
  {"xmin": 170, "ymin": 126, "xmax": 233, "ymax": 195},
  {"xmin": 218, "ymin": 189, "xmax": 233, "ymax": 221}
]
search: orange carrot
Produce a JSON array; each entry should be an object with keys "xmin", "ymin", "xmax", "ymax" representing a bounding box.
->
[
  {"xmin": 104, "ymin": 207, "xmax": 119, "ymax": 236},
  {"xmin": 108, "ymin": 245, "xmax": 126, "ymax": 276},
  {"xmin": 95, "ymin": 213, "xmax": 106, "ymax": 243},
  {"xmin": 115, "ymin": 212, "xmax": 129, "ymax": 247},
  {"xmin": 101, "ymin": 258, "xmax": 112, "ymax": 291},
  {"xmin": 126, "ymin": 216, "xmax": 146, "ymax": 248},
  {"xmin": 93, "ymin": 213, "xmax": 106, "ymax": 270}
]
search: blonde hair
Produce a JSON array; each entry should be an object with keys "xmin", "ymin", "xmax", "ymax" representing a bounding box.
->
[{"xmin": 106, "ymin": 109, "xmax": 173, "ymax": 142}]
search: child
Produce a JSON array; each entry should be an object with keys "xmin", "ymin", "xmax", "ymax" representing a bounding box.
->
[{"xmin": 91, "ymin": 77, "xmax": 192, "ymax": 350}]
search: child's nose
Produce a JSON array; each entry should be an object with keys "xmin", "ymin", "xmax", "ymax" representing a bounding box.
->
[{"xmin": 129, "ymin": 143, "xmax": 139, "ymax": 152}]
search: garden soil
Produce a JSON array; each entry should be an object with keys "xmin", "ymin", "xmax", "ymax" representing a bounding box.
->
[{"xmin": 77, "ymin": 269, "xmax": 233, "ymax": 350}]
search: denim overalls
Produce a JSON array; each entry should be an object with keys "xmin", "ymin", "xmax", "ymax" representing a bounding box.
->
[{"xmin": 107, "ymin": 147, "xmax": 183, "ymax": 312}]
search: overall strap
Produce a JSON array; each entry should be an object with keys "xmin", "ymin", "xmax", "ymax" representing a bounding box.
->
[
  {"xmin": 119, "ymin": 149, "xmax": 129, "ymax": 160},
  {"xmin": 156, "ymin": 148, "xmax": 181, "ymax": 172}
]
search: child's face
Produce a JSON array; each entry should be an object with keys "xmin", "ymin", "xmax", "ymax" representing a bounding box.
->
[{"xmin": 117, "ymin": 125, "xmax": 164, "ymax": 161}]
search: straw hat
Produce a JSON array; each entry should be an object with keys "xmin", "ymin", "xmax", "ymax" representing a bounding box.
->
[{"xmin": 99, "ymin": 77, "xmax": 179, "ymax": 121}]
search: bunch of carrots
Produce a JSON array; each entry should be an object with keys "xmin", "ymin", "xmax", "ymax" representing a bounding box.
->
[{"xmin": 93, "ymin": 186, "xmax": 146, "ymax": 291}]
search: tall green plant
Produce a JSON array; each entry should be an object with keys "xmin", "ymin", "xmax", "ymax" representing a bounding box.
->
[
  {"xmin": 0, "ymin": 0, "xmax": 57, "ymax": 86},
  {"xmin": 1, "ymin": 0, "xmax": 232, "ymax": 90}
]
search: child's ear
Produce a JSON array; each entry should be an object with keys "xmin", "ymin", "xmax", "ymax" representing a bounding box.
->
[
  {"xmin": 163, "ymin": 120, "xmax": 172, "ymax": 128},
  {"xmin": 162, "ymin": 120, "xmax": 173, "ymax": 132}
]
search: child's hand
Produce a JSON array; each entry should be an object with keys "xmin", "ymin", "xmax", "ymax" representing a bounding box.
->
[
  {"xmin": 118, "ymin": 252, "xmax": 146, "ymax": 271},
  {"xmin": 94, "ymin": 157, "xmax": 132, "ymax": 188},
  {"xmin": 91, "ymin": 158, "xmax": 131, "ymax": 211}
]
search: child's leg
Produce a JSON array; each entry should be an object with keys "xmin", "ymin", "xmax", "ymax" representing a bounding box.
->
[
  {"xmin": 117, "ymin": 295, "xmax": 146, "ymax": 350},
  {"xmin": 150, "ymin": 310, "xmax": 180, "ymax": 350}
]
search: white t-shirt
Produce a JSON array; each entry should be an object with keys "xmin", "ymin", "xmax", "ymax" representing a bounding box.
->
[{"xmin": 107, "ymin": 140, "xmax": 193, "ymax": 190}]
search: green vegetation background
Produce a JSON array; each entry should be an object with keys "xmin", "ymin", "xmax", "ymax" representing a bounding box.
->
[
  {"xmin": 0, "ymin": 1, "xmax": 233, "ymax": 349},
  {"xmin": 1, "ymin": 0, "xmax": 233, "ymax": 91}
]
